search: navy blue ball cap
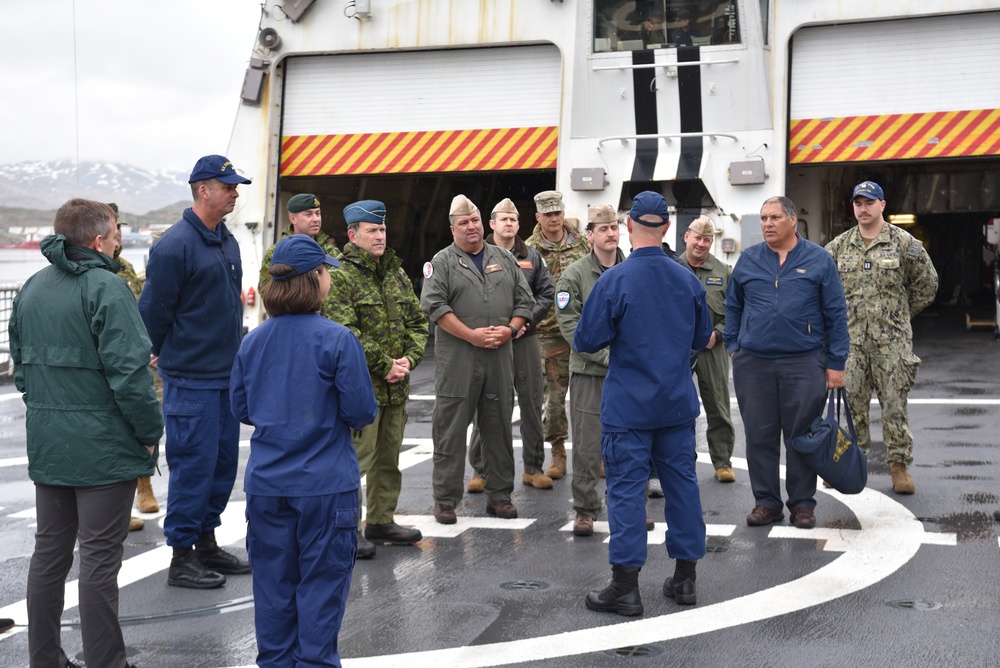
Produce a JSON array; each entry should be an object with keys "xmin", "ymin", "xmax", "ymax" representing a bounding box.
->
[
  {"xmin": 852, "ymin": 181, "xmax": 884, "ymax": 201},
  {"xmin": 629, "ymin": 191, "xmax": 670, "ymax": 227},
  {"xmin": 271, "ymin": 234, "xmax": 339, "ymax": 282},
  {"xmin": 188, "ymin": 155, "xmax": 252, "ymax": 185},
  {"xmin": 344, "ymin": 200, "xmax": 387, "ymax": 225}
]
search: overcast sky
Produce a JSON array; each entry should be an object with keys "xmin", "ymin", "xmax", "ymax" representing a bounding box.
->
[{"xmin": 0, "ymin": 0, "xmax": 264, "ymax": 173}]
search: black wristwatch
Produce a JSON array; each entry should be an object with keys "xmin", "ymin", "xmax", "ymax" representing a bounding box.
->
[{"xmin": 508, "ymin": 325, "xmax": 518, "ymax": 338}]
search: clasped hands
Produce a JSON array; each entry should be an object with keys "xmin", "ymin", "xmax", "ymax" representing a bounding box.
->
[{"xmin": 384, "ymin": 357, "xmax": 411, "ymax": 383}]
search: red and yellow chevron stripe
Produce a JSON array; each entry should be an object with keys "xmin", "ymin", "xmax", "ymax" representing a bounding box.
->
[
  {"xmin": 280, "ymin": 127, "xmax": 558, "ymax": 177},
  {"xmin": 789, "ymin": 108, "xmax": 1000, "ymax": 164}
]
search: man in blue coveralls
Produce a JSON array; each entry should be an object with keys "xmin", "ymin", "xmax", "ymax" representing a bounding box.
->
[
  {"xmin": 575, "ymin": 191, "xmax": 713, "ymax": 616},
  {"xmin": 140, "ymin": 155, "xmax": 252, "ymax": 589}
]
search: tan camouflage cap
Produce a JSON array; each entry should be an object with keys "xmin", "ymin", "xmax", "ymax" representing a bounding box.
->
[
  {"xmin": 588, "ymin": 204, "xmax": 617, "ymax": 225},
  {"xmin": 492, "ymin": 198, "xmax": 518, "ymax": 216},
  {"xmin": 687, "ymin": 216, "xmax": 715, "ymax": 237},
  {"xmin": 533, "ymin": 190, "xmax": 564, "ymax": 213},
  {"xmin": 449, "ymin": 194, "xmax": 479, "ymax": 217}
]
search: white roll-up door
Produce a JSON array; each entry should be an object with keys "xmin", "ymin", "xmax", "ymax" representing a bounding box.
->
[
  {"xmin": 280, "ymin": 45, "xmax": 562, "ymax": 176},
  {"xmin": 789, "ymin": 12, "xmax": 1000, "ymax": 164}
]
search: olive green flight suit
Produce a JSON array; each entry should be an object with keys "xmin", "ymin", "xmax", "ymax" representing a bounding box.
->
[{"xmin": 420, "ymin": 242, "xmax": 535, "ymax": 507}]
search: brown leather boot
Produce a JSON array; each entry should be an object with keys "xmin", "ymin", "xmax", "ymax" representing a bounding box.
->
[
  {"xmin": 136, "ymin": 476, "xmax": 159, "ymax": 513},
  {"xmin": 128, "ymin": 516, "xmax": 144, "ymax": 531},
  {"xmin": 890, "ymin": 462, "xmax": 915, "ymax": 494},
  {"xmin": 545, "ymin": 441, "xmax": 567, "ymax": 479}
]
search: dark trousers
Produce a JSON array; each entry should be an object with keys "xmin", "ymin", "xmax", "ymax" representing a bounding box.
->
[
  {"xmin": 732, "ymin": 351, "xmax": 827, "ymax": 512},
  {"xmin": 247, "ymin": 491, "xmax": 358, "ymax": 668},
  {"xmin": 28, "ymin": 480, "xmax": 135, "ymax": 668},
  {"xmin": 162, "ymin": 380, "xmax": 241, "ymax": 548}
]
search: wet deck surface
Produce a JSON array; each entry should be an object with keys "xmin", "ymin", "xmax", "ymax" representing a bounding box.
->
[{"xmin": 0, "ymin": 306, "xmax": 998, "ymax": 667}]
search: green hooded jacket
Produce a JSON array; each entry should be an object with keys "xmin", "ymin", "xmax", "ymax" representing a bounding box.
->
[{"xmin": 10, "ymin": 235, "xmax": 163, "ymax": 486}]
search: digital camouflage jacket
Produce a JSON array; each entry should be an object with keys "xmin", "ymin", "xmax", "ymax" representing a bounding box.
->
[
  {"xmin": 525, "ymin": 222, "xmax": 591, "ymax": 337},
  {"xmin": 323, "ymin": 242, "xmax": 427, "ymax": 406},
  {"xmin": 826, "ymin": 222, "xmax": 938, "ymax": 346}
]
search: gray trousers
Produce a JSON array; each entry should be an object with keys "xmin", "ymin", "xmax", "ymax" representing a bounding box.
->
[
  {"xmin": 570, "ymin": 373, "xmax": 605, "ymax": 518},
  {"xmin": 28, "ymin": 480, "xmax": 135, "ymax": 668},
  {"xmin": 469, "ymin": 334, "xmax": 546, "ymax": 476}
]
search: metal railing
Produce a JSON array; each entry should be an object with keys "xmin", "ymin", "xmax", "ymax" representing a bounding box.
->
[{"xmin": 0, "ymin": 283, "xmax": 23, "ymax": 376}]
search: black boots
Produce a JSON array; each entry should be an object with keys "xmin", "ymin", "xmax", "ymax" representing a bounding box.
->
[
  {"xmin": 663, "ymin": 559, "xmax": 697, "ymax": 605},
  {"xmin": 167, "ymin": 532, "xmax": 251, "ymax": 588},
  {"xmin": 194, "ymin": 531, "xmax": 252, "ymax": 575},
  {"xmin": 167, "ymin": 547, "xmax": 226, "ymax": 589},
  {"xmin": 585, "ymin": 565, "xmax": 643, "ymax": 616}
]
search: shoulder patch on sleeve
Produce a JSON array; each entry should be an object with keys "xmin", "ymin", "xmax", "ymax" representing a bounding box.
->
[
  {"xmin": 556, "ymin": 291, "xmax": 570, "ymax": 309},
  {"xmin": 422, "ymin": 262, "xmax": 434, "ymax": 279},
  {"xmin": 907, "ymin": 241, "xmax": 922, "ymax": 257}
]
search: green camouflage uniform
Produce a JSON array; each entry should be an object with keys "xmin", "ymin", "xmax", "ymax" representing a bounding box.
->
[
  {"xmin": 322, "ymin": 242, "xmax": 427, "ymax": 525},
  {"xmin": 680, "ymin": 252, "xmax": 736, "ymax": 471},
  {"xmin": 826, "ymin": 223, "xmax": 938, "ymax": 465},
  {"xmin": 116, "ymin": 255, "xmax": 144, "ymax": 300},
  {"xmin": 259, "ymin": 224, "xmax": 340, "ymax": 292},
  {"xmin": 524, "ymin": 222, "xmax": 591, "ymax": 447}
]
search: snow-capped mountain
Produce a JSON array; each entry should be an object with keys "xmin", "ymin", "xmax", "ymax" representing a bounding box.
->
[{"xmin": 0, "ymin": 161, "xmax": 190, "ymax": 214}]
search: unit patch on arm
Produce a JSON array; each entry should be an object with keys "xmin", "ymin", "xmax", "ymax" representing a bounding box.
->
[
  {"xmin": 423, "ymin": 262, "xmax": 433, "ymax": 279},
  {"xmin": 557, "ymin": 291, "xmax": 570, "ymax": 309}
]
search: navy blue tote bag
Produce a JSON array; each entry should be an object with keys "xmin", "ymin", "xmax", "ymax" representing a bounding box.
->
[{"xmin": 789, "ymin": 388, "xmax": 868, "ymax": 494}]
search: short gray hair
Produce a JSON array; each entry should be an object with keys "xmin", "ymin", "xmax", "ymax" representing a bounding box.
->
[{"xmin": 762, "ymin": 196, "xmax": 797, "ymax": 219}]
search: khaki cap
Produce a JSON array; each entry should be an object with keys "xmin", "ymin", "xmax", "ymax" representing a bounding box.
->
[
  {"xmin": 687, "ymin": 216, "xmax": 715, "ymax": 237},
  {"xmin": 533, "ymin": 190, "xmax": 564, "ymax": 213},
  {"xmin": 588, "ymin": 205, "xmax": 617, "ymax": 225},
  {"xmin": 492, "ymin": 198, "xmax": 518, "ymax": 216},
  {"xmin": 449, "ymin": 194, "xmax": 479, "ymax": 217}
]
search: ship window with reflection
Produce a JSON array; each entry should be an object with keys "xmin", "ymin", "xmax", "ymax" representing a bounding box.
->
[{"xmin": 594, "ymin": 1, "xmax": 741, "ymax": 53}]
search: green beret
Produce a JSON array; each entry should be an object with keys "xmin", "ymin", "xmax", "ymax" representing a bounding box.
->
[{"xmin": 288, "ymin": 193, "xmax": 321, "ymax": 213}]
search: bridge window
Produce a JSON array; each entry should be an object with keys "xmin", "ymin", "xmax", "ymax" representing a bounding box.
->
[{"xmin": 594, "ymin": 1, "xmax": 741, "ymax": 53}]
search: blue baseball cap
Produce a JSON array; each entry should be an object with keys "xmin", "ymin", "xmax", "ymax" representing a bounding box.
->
[
  {"xmin": 629, "ymin": 191, "xmax": 670, "ymax": 227},
  {"xmin": 343, "ymin": 200, "xmax": 387, "ymax": 225},
  {"xmin": 271, "ymin": 234, "xmax": 339, "ymax": 282},
  {"xmin": 852, "ymin": 181, "xmax": 884, "ymax": 201},
  {"xmin": 188, "ymin": 155, "xmax": 252, "ymax": 185}
]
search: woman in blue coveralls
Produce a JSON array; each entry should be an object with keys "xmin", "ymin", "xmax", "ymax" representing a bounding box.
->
[{"xmin": 230, "ymin": 235, "xmax": 378, "ymax": 668}]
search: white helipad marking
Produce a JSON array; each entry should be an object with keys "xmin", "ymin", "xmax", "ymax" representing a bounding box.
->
[
  {"xmin": 557, "ymin": 520, "xmax": 737, "ymax": 544},
  {"xmin": 0, "ymin": 410, "xmax": 966, "ymax": 664},
  {"xmin": 327, "ymin": 454, "xmax": 951, "ymax": 668},
  {"xmin": 0, "ymin": 456, "xmax": 28, "ymax": 468},
  {"xmin": 0, "ymin": 502, "xmax": 247, "ymax": 636},
  {"xmin": 0, "ymin": 392, "xmax": 22, "ymax": 403}
]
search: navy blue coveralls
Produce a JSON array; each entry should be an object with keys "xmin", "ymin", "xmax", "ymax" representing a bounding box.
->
[
  {"xmin": 574, "ymin": 246, "xmax": 713, "ymax": 567},
  {"xmin": 231, "ymin": 313, "xmax": 377, "ymax": 667}
]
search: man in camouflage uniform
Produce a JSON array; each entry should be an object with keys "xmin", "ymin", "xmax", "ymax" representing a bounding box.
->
[
  {"xmin": 467, "ymin": 198, "xmax": 555, "ymax": 493},
  {"xmin": 826, "ymin": 181, "xmax": 938, "ymax": 494},
  {"xmin": 556, "ymin": 205, "xmax": 625, "ymax": 537},
  {"xmin": 323, "ymin": 200, "xmax": 427, "ymax": 558},
  {"xmin": 420, "ymin": 195, "xmax": 534, "ymax": 524},
  {"xmin": 110, "ymin": 204, "xmax": 160, "ymax": 531},
  {"xmin": 680, "ymin": 216, "xmax": 737, "ymax": 483},
  {"xmin": 259, "ymin": 193, "xmax": 340, "ymax": 292},
  {"xmin": 525, "ymin": 191, "xmax": 591, "ymax": 480}
]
